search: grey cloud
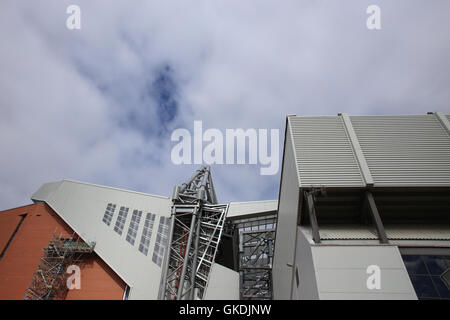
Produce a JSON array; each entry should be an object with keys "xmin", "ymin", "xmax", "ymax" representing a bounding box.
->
[{"xmin": 0, "ymin": 0, "xmax": 449, "ymax": 210}]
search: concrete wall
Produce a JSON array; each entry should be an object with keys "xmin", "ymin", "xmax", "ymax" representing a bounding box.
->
[{"xmin": 273, "ymin": 118, "xmax": 300, "ymax": 299}]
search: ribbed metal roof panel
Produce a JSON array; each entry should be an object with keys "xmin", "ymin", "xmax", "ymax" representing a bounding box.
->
[
  {"xmin": 320, "ymin": 225, "xmax": 378, "ymax": 240},
  {"xmin": 319, "ymin": 224, "xmax": 450, "ymax": 240},
  {"xmin": 350, "ymin": 115, "xmax": 450, "ymax": 186},
  {"xmin": 289, "ymin": 116, "xmax": 365, "ymax": 187},
  {"xmin": 385, "ymin": 225, "xmax": 450, "ymax": 240}
]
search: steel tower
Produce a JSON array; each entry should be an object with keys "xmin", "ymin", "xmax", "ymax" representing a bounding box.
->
[{"xmin": 159, "ymin": 166, "xmax": 228, "ymax": 300}]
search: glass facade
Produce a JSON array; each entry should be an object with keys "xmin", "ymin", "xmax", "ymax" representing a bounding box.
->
[
  {"xmin": 152, "ymin": 216, "xmax": 170, "ymax": 267},
  {"xmin": 102, "ymin": 203, "xmax": 116, "ymax": 226},
  {"xmin": 114, "ymin": 206, "xmax": 129, "ymax": 236},
  {"xmin": 126, "ymin": 210, "xmax": 142, "ymax": 246},
  {"xmin": 139, "ymin": 213, "xmax": 156, "ymax": 256},
  {"xmin": 402, "ymin": 255, "xmax": 450, "ymax": 300}
]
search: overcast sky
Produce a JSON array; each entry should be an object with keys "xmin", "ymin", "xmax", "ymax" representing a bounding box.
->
[{"xmin": 1, "ymin": 1, "xmax": 449, "ymax": 210}]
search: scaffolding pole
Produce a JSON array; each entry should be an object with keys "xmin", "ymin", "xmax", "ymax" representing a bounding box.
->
[{"xmin": 23, "ymin": 230, "xmax": 95, "ymax": 300}]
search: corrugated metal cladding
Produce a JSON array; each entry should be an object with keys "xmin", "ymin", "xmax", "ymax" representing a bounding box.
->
[
  {"xmin": 319, "ymin": 225, "xmax": 378, "ymax": 240},
  {"xmin": 318, "ymin": 224, "xmax": 450, "ymax": 240},
  {"xmin": 351, "ymin": 115, "xmax": 450, "ymax": 186},
  {"xmin": 384, "ymin": 225, "xmax": 450, "ymax": 240},
  {"xmin": 289, "ymin": 114, "xmax": 450, "ymax": 188},
  {"xmin": 289, "ymin": 116, "xmax": 365, "ymax": 187}
]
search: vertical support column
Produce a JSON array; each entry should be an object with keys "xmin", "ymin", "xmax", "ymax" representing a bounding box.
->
[
  {"xmin": 189, "ymin": 208, "xmax": 202, "ymax": 300},
  {"xmin": 304, "ymin": 191, "xmax": 321, "ymax": 244},
  {"xmin": 158, "ymin": 207, "xmax": 175, "ymax": 300},
  {"xmin": 365, "ymin": 191, "xmax": 388, "ymax": 244},
  {"xmin": 177, "ymin": 208, "xmax": 198, "ymax": 299},
  {"xmin": 161, "ymin": 166, "xmax": 222, "ymax": 300},
  {"xmin": 208, "ymin": 173, "xmax": 218, "ymax": 204}
]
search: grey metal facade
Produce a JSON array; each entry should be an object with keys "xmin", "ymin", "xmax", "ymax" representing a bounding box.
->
[
  {"xmin": 289, "ymin": 113, "xmax": 450, "ymax": 188},
  {"xmin": 274, "ymin": 112, "xmax": 450, "ymax": 300},
  {"xmin": 289, "ymin": 116, "xmax": 365, "ymax": 187},
  {"xmin": 351, "ymin": 114, "xmax": 450, "ymax": 187}
]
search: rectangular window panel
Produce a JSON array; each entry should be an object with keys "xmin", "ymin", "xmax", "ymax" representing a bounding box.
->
[
  {"xmin": 402, "ymin": 254, "xmax": 450, "ymax": 300},
  {"xmin": 138, "ymin": 213, "xmax": 156, "ymax": 256},
  {"xmin": 126, "ymin": 210, "xmax": 142, "ymax": 246},
  {"xmin": 152, "ymin": 216, "xmax": 170, "ymax": 267},
  {"xmin": 114, "ymin": 206, "xmax": 129, "ymax": 236},
  {"xmin": 102, "ymin": 203, "xmax": 116, "ymax": 226}
]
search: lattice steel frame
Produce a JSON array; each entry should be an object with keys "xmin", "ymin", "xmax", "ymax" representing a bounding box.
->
[
  {"xmin": 159, "ymin": 166, "xmax": 228, "ymax": 300},
  {"xmin": 233, "ymin": 215, "xmax": 276, "ymax": 300}
]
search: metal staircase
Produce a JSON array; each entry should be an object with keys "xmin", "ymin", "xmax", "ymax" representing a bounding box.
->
[
  {"xmin": 159, "ymin": 166, "xmax": 228, "ymax": 300},
  {"xmin": 194, "ymin": 203, "xmax": 228, "ymax": 294}
]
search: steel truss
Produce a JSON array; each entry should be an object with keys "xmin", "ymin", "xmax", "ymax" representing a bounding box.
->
[
  {"xmin": 23, "ymin": 230, "xmax": 95, "ymax": 300},
  {"xmin": 160, "ymin": 166, "xmax": 228, "ymax": 300},
  {"xmin": 233, "ymin": 215, "xmax": 276, "ymax": 300}
]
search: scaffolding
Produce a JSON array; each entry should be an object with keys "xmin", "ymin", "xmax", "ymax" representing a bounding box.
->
[
  {"xmin": 23, "ymin": 230, "xmax": 95, "ymax": 300},
  {"xmin": 159, "ymin": 166, "xmax": 228, "ymax": 300}
]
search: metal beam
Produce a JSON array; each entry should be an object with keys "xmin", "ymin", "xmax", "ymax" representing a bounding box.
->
[
  {"xmin": 176, "ymin": 209, "xmax": 198, "ymax": 299},
  {"xmin": 434, "ymin": 112, "xmax": 450, "ymax": 136},
  {"xmin": 304, "ymin": 191, "xmax": 321, "ymax": 244},
  {"xmin": 339, "ymin": 113, "xmax": 374, "ymax": 186},
  {"xmin": 365, "ymin": 191, "xmax": 388, "ymax": 244},
  {"xmin": 158, "ymin": 207, "xmax": 175, "ymax": 300}
]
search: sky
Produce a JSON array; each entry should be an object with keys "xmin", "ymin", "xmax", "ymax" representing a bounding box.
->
[{"xmin": 1, "ymin": 0, "xmax": 450, "ymax": 210}]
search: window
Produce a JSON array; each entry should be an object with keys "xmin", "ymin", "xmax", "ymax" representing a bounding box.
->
[
  {"xmin": 102, "ymin": 203, "xmax": 116, "ymax": 226},
  {"xmin": 402, "ymin": 255, "xmax": 450, "ymax": 299},
  {"xmin": 126, "ymin": 210, "xmax": 142, "ymax": 246},
  {"xmin": 152, "ymin": 216, "xmax": 171, "ymax": 267},
  {"xmin": 114, "ymin": 206, "xmax": 129, "ymax": 236},
  {"xmin": 138, "ymin": 213, "xmax": 156, "ymax": 256}
]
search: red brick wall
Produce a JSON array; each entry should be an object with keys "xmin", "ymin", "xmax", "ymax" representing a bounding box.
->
[{"xmin": 0, "ymin": 203, "xmax": 126, "ymax": 300}]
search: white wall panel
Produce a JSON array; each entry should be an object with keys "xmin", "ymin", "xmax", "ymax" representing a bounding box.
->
[
  {"xmin": 227, "ymin": 200, "xmax": 277, "ymax": 219},
  {"xmin": 32, "ymin": 180, "xmax": 172, "ymax": 299},
  {"xmin": 312, "ymin": 246, "xmax": 417, "ymax": 300},
  {"xmin": 204, "ymin": 263, "xmax": 239, "ymax": 300}
]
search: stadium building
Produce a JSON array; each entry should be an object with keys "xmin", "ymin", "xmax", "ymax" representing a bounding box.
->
[{"xmin": 0, "ymin": 112, "xmax": 449, "ymax": 300}]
